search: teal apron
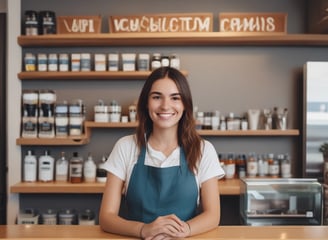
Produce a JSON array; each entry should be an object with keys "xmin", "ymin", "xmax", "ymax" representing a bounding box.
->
[{"xmin": 124, "ymin": 146, "xmax": 198, "ymax": 223}]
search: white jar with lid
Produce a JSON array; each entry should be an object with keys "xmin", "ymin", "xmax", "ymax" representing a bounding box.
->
[
  {"xmin": 94, "ymin": 100, "xmax": 109, "ymax": 122},
  {"xmin": 151, "ymin": 53, "xmax": 161, "ymax": 70}
]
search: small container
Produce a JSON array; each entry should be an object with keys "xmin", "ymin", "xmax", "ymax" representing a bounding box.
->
[
  {"xmin": 56, "ymin": 152, "xmax": 69, "ymax": 182},
  {"xmin": 96, "ymin": 155, "xmax": 108, "ymax": 183},
  {"xmin": 69, "ymin": 152, "xmax": 83, "ymax": 183},
  {"xmin": 161, "ymin": 56, "xmax": 170, "ymax": 67},
  {"xmin": 79, "ymin": 209, "xmax": 95, "ymax": 225},
  {"xmin": 69, "ymin": 100, "xmax": 84, "ymax": 136},
  {"xmin": 71, "ymin": 53, "xmax": 81, "ymax": 72},
  {"xmin": 42, "ymin": 209, "xmax": 57, "ymax": 225},
  {"xmin": 23, "ymin": 150, "xmax": 37, "ymax": 182},
  {"xmin": 58, "ymin": 209, "xmax": 75, "ymax": 225},
  {"xmin": 38, "ymin": 150, "xmax": 55, "ymax": 182},
  {"xmin": 55, "ymin": 101, "xmax": 69, "ymax": 137},
  {"xmin": 94, "ymin": 54, "xmax": 106, "ymax": 71},
  {"xmin": 39, "ymin": 11, "xmax": 56, "ymax": 35},
  {"xmin": 38, "ymin": 90, "xmax": 56, "ymax": 138},
  {"xmin": 17, "ymin": 208, "xmax": 39, "ymax": 225},
  {"xmin": 122, "ymin": 53, "xmax": 136, "ymax": 71},
  {"xmin": 236, "ymin": 154, "xmax": 247, "ymax": 178},
  {"xmin": 151, "ymin": 53, "xmax": 161, "ymax": 70},
  {"xmin": 48, "ymin": 53, "xmax": 58, "ymax": 71},
  {"xmin": 24, "ymin": 53, "xmax": 36, "ymax": 71},
  {"xmin": 268, "ymin": 153, "xmax": 279, "ymax": 177},
  {"xmin": 170, "ymin": 54, "xmax": 180, "ymax": 69},
  {"xmin": 138, "ymin": 53, "xmax": 150, "ymax": 71},
  {"xmin": 83, "ymin": 153, "xmax": 97, "ymax": 183},
  {"xmin": 108, "ymin": 53, "xmax": 119, "ymax": 71},
  {"xmin": 224, "ymin": 153, "xmax": 236, "ymax": 179},
  {"xmin": 128, "ymin": 104, "xmax": 137, "ymax": 122},
  {"xmin": 109, "ymin": 100, "xmax": 121, "ymax": 123},
  {"xmin": 94, "ymin": 100, "xmax": 109, "ymax": 122},
  {"xmin": 59, "ymin": 54, "xmax": 69, "ymax": 72},
  {"xmin": 22, "ymin": 90, "xmax": 38, "ymax": 138},
  {"xmin": 257, "ymin": 155, "xmax": 266, "ymax": 177},
  {"xmin": 203, "ymin": 112, "xmax": 212, "ymax": 130},
  {"xmin": 24, "ymin": 10, "xmax": 39, "ymax": 35},
  {"xmin": 37, "ymin": 53, "xmax": 48, "ymax": 71},
  {"xmin": 246, "ymin": 152, "xmax": 258, "ymax": 177},
  {"xmin": 281, "ymin": 153, "xmax": 292, "ymax": 178},
  {"xmin": 81, "ymin": 53, "xmax": 91, "ymax": 71}
]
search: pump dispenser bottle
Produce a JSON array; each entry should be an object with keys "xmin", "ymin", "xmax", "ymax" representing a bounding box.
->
[
  {"xmin": 38, "ymin": 150, "xmax": 55, "ymax": 182},
  {"xmin": 83, "ymin": 153, "xmax": 96, "ymax": 182},
  {"xmin": 23, "ymin": 150, "xmax": 37, "ymax": 182}
]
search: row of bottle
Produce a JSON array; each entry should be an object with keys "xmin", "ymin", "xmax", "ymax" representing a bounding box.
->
[
  {"xmin": 219, "ymin": 152, "xmax": 292, "ymax": 179},
  {"xmin": 194, "ymin": 107, "xmax": 288, "ymax": 130},
  {"xmin": 22, "ymin": 90, "xmax": 86, "ymax": 138},
  {"xmin": 24, "ymin": 52, "xmax": 180, "ymax": 72},
  {"xmin": 23, "ymin": 10, "xmax": 56, "ymax": 35},
  {"xmin": 23, "ymin": 150, "xmax": 108, "ymax": 183},
  {"xmin": 18, "ymin": 208, "xmax": 95, "ymax": 225}
]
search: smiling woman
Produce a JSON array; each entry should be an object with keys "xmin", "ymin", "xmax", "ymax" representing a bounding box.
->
[{"xmin": 99, "ymin": 67, "xmax": 225, "ymax": 239}]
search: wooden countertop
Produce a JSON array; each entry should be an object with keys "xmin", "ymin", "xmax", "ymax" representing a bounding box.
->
[
  {"xmin": 1, "ymin": 225, "xmax": 328, "ymax": 239},
  {"xmin": 10, "ymin": 179, "xmax": 241, "ymax": 195}
]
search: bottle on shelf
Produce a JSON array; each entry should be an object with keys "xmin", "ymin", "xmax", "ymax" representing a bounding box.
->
[
  {"xmin": 224, "ymin": 153, "xmax": 236, "ymax": 179},
  {"xmin": 246, "ymin": 152, "xmax": 258, "ymax": 177},
  {"xmin": 55, "ymin": 101, "xmax": 69, "ymax": 137},
  {"xmin": 236, "ymin": 154, "xmax": 247, "ymax": 178},
  {"xmin": 55, "ymin": 152, "xmax": 69, "ymax": 182},
  {"xmin": 69, "ymin": 152, "xmax": 83, "ymax": 183},
  {"xmin": 96, "ymin": 154, "xmax": 108, "ymax": 183},
  {"xmin": 23, "ymin": 150, "xmax": 37, "ymax": 182},
  {"xmin": 38, "ymin": 150, "xmax": 55, "ymax": 182},
  {"xmin": 83, "ymin": 153, "xmax": 97, "ymax": 183},
  {"xmin": 268, "ymin": 153, "xmax": 279, "ymax": 178}
]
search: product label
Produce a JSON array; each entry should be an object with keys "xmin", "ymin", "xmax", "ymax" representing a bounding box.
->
[{"xmin": 70, "ymin": 164, "xmax": 83, "ymax": 177}]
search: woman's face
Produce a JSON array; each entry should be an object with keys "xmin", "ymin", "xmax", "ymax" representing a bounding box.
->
[{"xmin": 147, "ymin": 77, "xmax": 185, "ymax": 130}]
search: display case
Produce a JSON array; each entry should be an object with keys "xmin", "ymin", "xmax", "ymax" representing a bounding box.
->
[{"xmin": 240, "ymin": 178, "xmax": 323, "ymax": 226}]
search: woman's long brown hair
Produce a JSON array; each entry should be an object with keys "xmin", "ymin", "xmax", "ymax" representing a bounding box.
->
[{"xmin": 136, "ymin": 67, "xmax": 203, "ymax": 172}]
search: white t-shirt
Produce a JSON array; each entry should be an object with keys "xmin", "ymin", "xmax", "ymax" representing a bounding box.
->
[{"xmin": 103, "ymin": 135, "xmax": 225, "ymax": 195}]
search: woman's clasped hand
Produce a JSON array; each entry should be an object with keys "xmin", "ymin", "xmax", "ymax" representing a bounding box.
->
[{"xmin": 140, "ymin": 214, "xmax": 191, "ymax": 240}]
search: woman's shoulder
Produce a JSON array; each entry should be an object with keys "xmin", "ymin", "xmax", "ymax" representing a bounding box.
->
[
  {"xmin": 201, "ymin": 139, "xmax": 216, "ymax": 151},
  {"xmin": 115, "ymin": 134, "xmax": 138, "ymax": 148}
]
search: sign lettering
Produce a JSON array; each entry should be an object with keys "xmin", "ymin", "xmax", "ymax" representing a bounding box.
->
[
  {"xmin": 57, "ymin": 16, "xmax": 102, "ymax": 34},
  {"xmin": 219, "ymin": 13, "xmax": 287, "ymax": 33},
  {"xmin": 109, "ymin": 13, "xmax": 213, "ymax": 33}
]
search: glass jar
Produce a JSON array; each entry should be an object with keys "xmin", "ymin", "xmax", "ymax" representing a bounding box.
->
[
  {"xmin": 247, "ymin": 152, "xmax": 258, "ymax": 177},
  {"xmin": 268, "ymin": 153, "xmax": 279, "ymax": 177},
  {"xmin": 151, "ymin": 53, "xmax": 161, "ymax": 70}
]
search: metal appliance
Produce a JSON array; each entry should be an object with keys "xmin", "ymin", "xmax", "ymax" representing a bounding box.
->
[
  {"xmin": 240, "ymin": 178, "xmax": 323, "ymax": 225},
  {"xmin": 303, "ymin": 61, "xmax": 328, "ymax": 181}
]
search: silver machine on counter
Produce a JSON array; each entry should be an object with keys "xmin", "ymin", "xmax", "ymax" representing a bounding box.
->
[
  {"xmin": 240, "ymin": 179, "xmax": 323, "ymax": 225},
  {"xmin": 303, "ymin": 61, "xmax": 328, "ymax": 181}
]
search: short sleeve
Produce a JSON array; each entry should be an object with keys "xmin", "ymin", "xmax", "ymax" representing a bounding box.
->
[{"xmin": 197, "ymin": 140, "xmax": 225, "ymax": 186}]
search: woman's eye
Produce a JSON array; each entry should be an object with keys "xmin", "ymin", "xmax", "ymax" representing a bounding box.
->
[
  {"xmin": 172, "ymin": 96, "xmax": 181, "ymax": 101},
  {"xmin": 152, "ymin": 95, "xmax": 161, "ymax": 100}
]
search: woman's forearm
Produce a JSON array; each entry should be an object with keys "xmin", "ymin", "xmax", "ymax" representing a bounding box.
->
[{"xmin": 99, "ymin": 213, "xmax": 144, "ymax": 238}]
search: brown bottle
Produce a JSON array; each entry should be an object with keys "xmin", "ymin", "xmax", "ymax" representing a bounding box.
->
[{"xmin": 69, "ymin": 152, "xmax": 83, "ymax": 183}]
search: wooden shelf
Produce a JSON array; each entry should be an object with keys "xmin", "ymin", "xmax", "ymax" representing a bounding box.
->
[
  {"xmin": 84, "ymin": 121, "xmax": 138, "ymax": 128},
  {"xmin": 198, "ymin": 129, "xmax": 300, "ymax": 136},
  {"xmin": 18, "ymin": 70, "xmax": 188, "ymax": 80},
  {"xmin": 16, "ymin": 125, "xmax": 299, "ymax": 146},
  {"xmin": 16, "ymin": 135, "xmax": 89, "ymax": 146},
  {"xmin": 18, "ymin": 71, "xmax": 153, "ymax": 80},
  {"xmin": 10, "ymin": 179, "xmax": 241, "ymax": 195},
  {"xmin": 17, "ymin": 33, "xmax": 328, "ymax": 47}
]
